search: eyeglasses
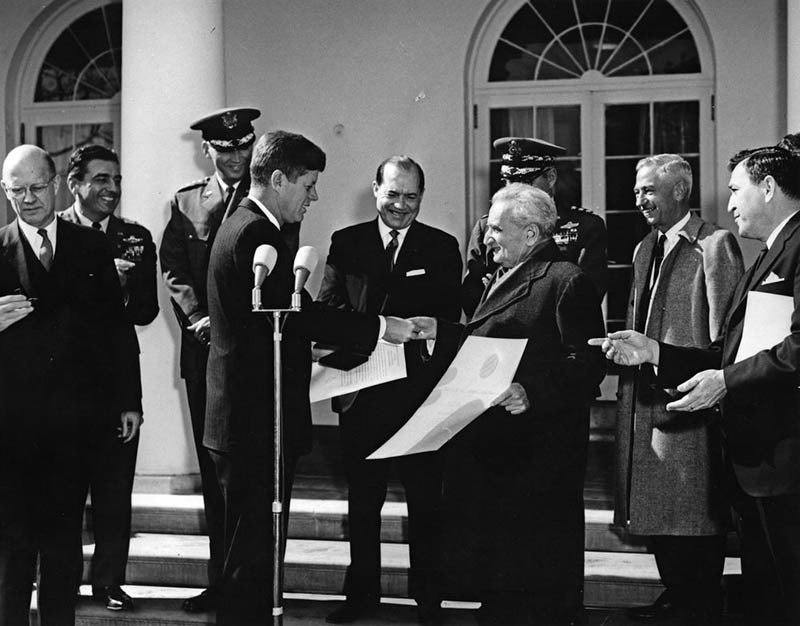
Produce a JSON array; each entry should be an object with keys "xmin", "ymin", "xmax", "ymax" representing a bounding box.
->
[{"xmin": 4, "ymin": 176, "xmax": 56, "ymax": 200}]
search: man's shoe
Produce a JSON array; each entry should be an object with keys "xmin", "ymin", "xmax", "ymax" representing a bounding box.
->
[
  {"xmin": 325, "ymin": 599, "xmax": 379, "ymax": 623},
  {"xmin": 182, "ymin": 587, "xmax": 220, "ymax": 613},
  {"xmin": 626, "ymin": 592, "xmax": 682, "ymax": 622},
  {"xmin": 417, "ymin": 601, "xmax": 443, "ymax": 626},
  {"xmin": 92, "ymin": 585, "xmax": 134, "ymax": 611}
]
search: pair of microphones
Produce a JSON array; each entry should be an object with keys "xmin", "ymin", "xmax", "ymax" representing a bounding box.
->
[{"xmin": 252, "ymin": 244, "xmax": 319, "ymax": 310}]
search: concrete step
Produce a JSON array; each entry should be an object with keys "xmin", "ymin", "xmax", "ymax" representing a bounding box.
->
[{"xmin": 81, "ymin": 533, "xmax": 742, "ymax": 609}]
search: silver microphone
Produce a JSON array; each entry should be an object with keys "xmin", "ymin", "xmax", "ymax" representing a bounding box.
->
[
  {"xmin": 252, "ymin": 244, "xmax": 278, "ymax": 309},
  {"xmin": 292, "ymin": 246, "xmax": 319, "ymax": 309}
]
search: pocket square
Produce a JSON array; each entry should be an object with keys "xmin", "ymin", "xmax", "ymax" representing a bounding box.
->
[
  {"xmin": 406, "ymin": 268, "xmax": 426, "ymax": 277},
  {"xmin": 762, "ymin": 272, "xmax": 784, "ymax": 285}
]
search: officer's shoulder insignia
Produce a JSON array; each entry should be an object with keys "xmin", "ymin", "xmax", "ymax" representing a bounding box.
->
[
  {"xmin": 177, "ymin": 176, "xmax": 211, "ymax": 193},
  {"xmin": 118, "ymin": 216, "xmax": 149, "ymax": 232},
  {"xmin": 560, "ymin": 220, "xmax": 580, "ymax": 230}
]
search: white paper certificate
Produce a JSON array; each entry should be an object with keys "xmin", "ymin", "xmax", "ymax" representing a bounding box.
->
[
  {"xmin": 734, "ymin": 291, "xmax": 794, "ymax": 363},
  {"xmin": 367, "ymin": 336, "xmax": 527, "ymax": 459},
  {"xmin": 309, "ymin": 341, "xmax": 407, "ymax": 404}
]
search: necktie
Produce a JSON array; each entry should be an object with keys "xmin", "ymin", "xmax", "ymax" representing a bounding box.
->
[
  {"xmin": 92, "ymin": 222, "xmax": 102, "ymax": 231},
  {"xmin": 37, "ymin": 228, "xmax": 53, "ymax": 271},
  {"xmin": 386, "ymin": 230, "xmax": 399, "ymax": 272},
  {"xmin": 224, "ymin": 185, "xmax": 234, "ymax": 210},
  {"xmin": 635, "ymin": 233, "xmax": 665, "ymax": 332}
]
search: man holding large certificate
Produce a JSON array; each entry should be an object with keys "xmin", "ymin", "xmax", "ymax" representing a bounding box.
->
[
  {"xmin": 415, "ymin": 183, "xmax": 605, "ymax": 626},
  {"xmin": 592, "ymin": 145, "xmax": 800, "ymax": 625}
]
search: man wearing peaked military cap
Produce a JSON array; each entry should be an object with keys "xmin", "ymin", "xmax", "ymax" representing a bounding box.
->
[
  {"xmin": 461, "ymin": 136, "xmax": 608, "ymax": 317},
  {"xmin": 160, "ymin": 106, "xmax": 297, "ymax": 614}
]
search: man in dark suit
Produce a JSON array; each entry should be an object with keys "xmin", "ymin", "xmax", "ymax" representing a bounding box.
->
[
  {"xmin": 595, "ymin": 146, "xmax": 800, "ymax": 625},
  {"xmin": 318, "ymin": 156, "xmax": 462, "ymax": 626},
  {"xmin": 161, "ymin": 106, "xmax": 301, "ymax": 613},
  {"xmin": 616, "ymin": 154, "xmax": 743, "ymax": 624},
  {"xmin": 0, "ymin": 144, "xmax": 141, "ymax": 626},
  {"xmin": 204, "ymin": 130, "xmax": 418, "ymax": 626},
  {"xmin": 462, "ymin": 137, "xmax": 608, "ymax": 317},
  {"xmin": 417, "ymin": 183, "xmax": 606, "ymax": 625},
  {"xmin": 57, "ymin": 144, "xmax": 157, "ymax": 611}
]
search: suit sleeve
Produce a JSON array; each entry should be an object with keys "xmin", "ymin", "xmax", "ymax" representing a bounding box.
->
[
  {"xmin": 317, "ymin": 229, "xmax": 353, "ymax": 311},
  {"xmin": 461, "ymin": 217, "xmax": 492, "ymax": 319},
  {"xmin": 704, "ymin": 230, "xmax": 744, "ymax": 341},
  {"xmin": 577, "ymin": 214, "xmax": 608, "ymax": 300},
  {"xmin": 160, "ymin": 195, "xmax": 205, "ymax": 324},
  {"xmin": 518, "ymin": 272, "xmax": 606, "ymax": 413},
  {"xmin": 432, "ymin": 233, "xmax": 463, "ymax": 322},
  {"xmin": 123, "ymin": 228, "xmax": 159, "ymax": 325}
]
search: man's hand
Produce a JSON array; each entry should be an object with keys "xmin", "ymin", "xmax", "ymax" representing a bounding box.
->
[
  {"xmin": 382, "ymin": 316, "xmax": 417, "ymax": 343},
  {"xmin": 0, "ymin": 294, "xmax": 34, "ymax": 332},
  {"xmin": 665, "ymin": 369, "xmax": 726, "ymax": 412},
  {"xmin": 408, "ymin": 316, "xmax": 437, "ymax": 340},
  {"xmin": 188, "ymin": 316, "xmax": 211, "ymax": 346},
  {"xmin": 119, "ymin": 411, "xmax": 143, "ymax": 443},
  {"xmin": 114, "ymin": 258, "xmax": 135, "ymax": 288},
  {"xmin": 588, "ymin": 330, "xmax": 659, "ymax": 367},
  {"xmin": 491, "ymin": 382, "xmax": 530, "ymax": 415}
]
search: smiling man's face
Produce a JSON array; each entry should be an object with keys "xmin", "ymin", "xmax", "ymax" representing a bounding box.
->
[
  {"xmin": 70, "ymin": 158, "xmax": 121, "ymax": 222},
  {"xmin": 373, "ymin": 162, "xmax": 422, "ymax": 230}
]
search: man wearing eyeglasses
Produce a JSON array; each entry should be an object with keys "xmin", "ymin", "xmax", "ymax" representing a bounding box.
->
[{"xmin": 0, "ymin": 144, "xmax": 141, "ymax": 626}]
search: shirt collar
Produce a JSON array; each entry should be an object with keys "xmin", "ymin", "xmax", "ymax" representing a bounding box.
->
[
  {"xmin": 17, "ymin": 215, "xmax": 57, "ymax": 256},
  {"xmin": 377, "ymin": 218, "xmax": 411, "ymax": 246},
  {"xmin": 74, "ymin": 205, "xmax": 109, "ymax": 232},
  {"xmin": 216, "ymin": 173, "xmax": 241, "ymax": 195},
  {"xmin": 247, "ymin": 194, "xmax": 281, "ymax": 230},
  {"xmin": 766, "ymin": 210, "xmax": 800, "ymax": 249},
  {"xmin": 662, "ymin": 211, "xmax": 691, "ymax": 244}
]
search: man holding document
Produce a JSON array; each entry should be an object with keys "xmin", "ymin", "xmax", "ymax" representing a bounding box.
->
[
  {"xmin": 204, "ymin": 132, "xmax": 420, "ymax": 625},
  {"xmin": 415, "ymin": 183, "xmax": 605, "ymax": 626},
  {"xmin": 318, "ymin": 156, "xmax": 462, "ymax": 626},
  {"xmin": 592, "ymin": 145, "xmax": 800, "ymax": 625}
]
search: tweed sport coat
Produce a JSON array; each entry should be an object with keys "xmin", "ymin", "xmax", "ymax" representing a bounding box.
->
[
  {"xmin": 659, "ymin": 210, "xmax": 800, "ymax": 497},
  {"xmin": 615, "ymin": 214, "xmax": 743, "ymax": 535}
]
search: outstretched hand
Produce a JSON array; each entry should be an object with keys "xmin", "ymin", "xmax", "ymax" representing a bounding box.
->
[
  {"xmin": 408, "ymin": 316, "xmax": 437, "ymax": 340},
  {"xmin": 491, "ymin": 382, "xmax": 530, "ymax": 415},
  {"xmin": 665, "ymin": 369, "xmax": 726, "ymax": 412},
  {"xmin": 588, "ymin": 330, "xmax": 659, "ymax": 367}
]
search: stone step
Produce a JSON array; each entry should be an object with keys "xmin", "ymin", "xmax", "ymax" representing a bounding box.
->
[{"xmin": 81, "ymin": 533, "xmax": 742, "ymax": 608}]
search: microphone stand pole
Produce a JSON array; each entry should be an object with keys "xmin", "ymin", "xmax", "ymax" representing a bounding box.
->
[{"xmin": 252, "ymin": 288, "xmax": 301, "ymax": 626}]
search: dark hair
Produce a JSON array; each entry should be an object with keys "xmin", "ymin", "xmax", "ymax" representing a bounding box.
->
[
  {"xmin": 375, "ymin": 155, "xmax": 425, "ymax": 193},
  {"xmin": 729, "ymin": 146, "xmax": 800, "ymax": 200},
  {"xmin": 67, "ymin": 144, "xmax": 119, "ymax": 181},
  {"xmin": 778, "ymin": 132, "xmax": 800, "ymax": 153},
  {"xmin": 250, "ymin": 131, "xmax": 326, "ymax": 186}
]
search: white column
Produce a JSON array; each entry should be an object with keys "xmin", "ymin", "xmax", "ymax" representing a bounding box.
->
[
  {"xmin": 119, "ymin": 0, "xmax": 225, "ymax": 485},
  {"xmin": 788, "ymin": 1, "xmax": 800, "ymax": 132}
]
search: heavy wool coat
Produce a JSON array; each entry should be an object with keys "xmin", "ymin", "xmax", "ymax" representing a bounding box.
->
[{"xmin": 614, "ymin": 214, "xmax": 743, "ymax": 535}]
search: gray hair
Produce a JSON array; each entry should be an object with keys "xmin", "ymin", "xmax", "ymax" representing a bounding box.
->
[
  {"xmin": 491, "ymin": 183, "xmax": 557, "ymax": 238},
  {"xmin": 636, "ymin": 153, "xmax": 693, "ymax": 199}
]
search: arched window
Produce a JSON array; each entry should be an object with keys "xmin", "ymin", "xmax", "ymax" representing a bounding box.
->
[
  {"xmin": 467, "ymin": 0, "xmax": 714, "ymax": 336},
  {"xmin": 7, "ymin": 0, "xmax": 121, "ymax": 212}
]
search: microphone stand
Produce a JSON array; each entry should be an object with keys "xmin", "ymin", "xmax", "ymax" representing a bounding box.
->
[{"xmin": 252, "ymin": 287, "xmax": 301, "ymax": 626}]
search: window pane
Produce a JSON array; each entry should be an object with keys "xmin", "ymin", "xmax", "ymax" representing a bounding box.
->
[
  {"xmin": 606, "ymin": 104, "xmax": 650, "ymax": 156},
  {"xmin": 654, "ymin": 101, "xmax": 699, "ymax": 153},
  {"xmin": 35, "ymin": 3, "xmax": 122, "ymax": 102},
  {"xmin": 606, "ymin": 211, "xmax": 651, "ymax": 266},
  {"xmin": 606, "ymin": 265, "xmax": 633, "ymax": 325},
  {"xmin": 490, "ymin": 107, "xmax": 534, "ymax": 147},
  {"xmin": 605, "ymin": 157, "xmax": 640, "ymax": 211}
]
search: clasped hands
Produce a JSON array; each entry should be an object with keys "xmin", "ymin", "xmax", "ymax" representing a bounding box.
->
[
  {"xmin": 0, "ymin": 294, "xmax": 34, "ymax": 332},
  {"xmin": 382, "ymin": 315, "xmax": 438, "ymax": 343},
  {"xmin": 588, "ymin": 330, "xmax": 727, "ymax": 412}
]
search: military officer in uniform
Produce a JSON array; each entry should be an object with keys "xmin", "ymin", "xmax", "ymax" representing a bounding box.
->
[
  {"xmin": 160, "ymin": 106, "xmax": 298, "ymax": 613},
  {"xmin": 462, "ymin": 137, "xmax": 608, "ymax": 317},
  {"xmin": 60, "ymin": 144, "xmax": 157, "ymax": 611}
]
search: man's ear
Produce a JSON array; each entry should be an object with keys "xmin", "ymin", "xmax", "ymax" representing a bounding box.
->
[
  {"xmin": 372, "ymin": 180, "xmax": 380, "ymax": 198},
  {"xmin": 201, "ymin": 141, "xmax": 212, "ymax": 160},
  {"xmin": 270, "ymin": 169, "xmax": 284, "ymax": 191},
  {"xmin": 546, "ymin": 168, "xmax": 557, "ymax": 191},
  {"xmin": 762, "ymin": 175, "xmax": 777, "ymax": 203},
  {"xmin": 673, "ymin": 180, "xmax": 688, "ymax": 202},
  {"xmin": 526, "ymin": 225, "xmax": 539, "ymax": 247},
  {"xmin": 66, "ymin": 174, "xmax": 79, "ymax": 195}
]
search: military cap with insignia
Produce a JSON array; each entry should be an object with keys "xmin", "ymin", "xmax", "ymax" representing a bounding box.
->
[
  {"xmin": 493, "ymin": 136, "xmax": 566, "ymax": 183},
  {"xmin": 190, "ymin": 107, "xmax": 260, "ymax": 152}
]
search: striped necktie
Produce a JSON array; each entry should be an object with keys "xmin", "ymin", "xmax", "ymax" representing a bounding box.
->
[{"xmin": 37, "ymin": 228, "xmax": 53, "ymax": 271}]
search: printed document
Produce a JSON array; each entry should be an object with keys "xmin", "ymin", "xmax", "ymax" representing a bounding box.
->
[
  {"xmin": 368, "ymin": 336, "xmax": 527, "ymax": 459},
  {"xmin": 735, "ymin": 291, "xmax": 794, "ymax": 363},
  {"xmin": 309, "ymin": 341, "xmax": 406, "ymax": 403}
]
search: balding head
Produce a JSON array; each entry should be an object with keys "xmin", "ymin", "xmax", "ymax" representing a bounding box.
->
[{"xmin": 1, "ymin": 144, "xmax": 60, "ymax": 228}]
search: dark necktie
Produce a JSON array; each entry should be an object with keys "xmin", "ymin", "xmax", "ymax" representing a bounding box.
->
[
  {"xmin": 224, "ymin": 185, "xmax": 234, "ymax": 210},
  {"xmin": 92, "ymin": 222, "xmax": 102, "ymax": 231},
  {"xmin": 37, "ymin": 228, "xmax": 53, "ymax": 271},
  {"xmin": 386, "ymin": 229, "xmax": 399, "ymax": 272},
  {"xmin": 635, "ymin": 233, "xmax": 665, "ymax": 332}
]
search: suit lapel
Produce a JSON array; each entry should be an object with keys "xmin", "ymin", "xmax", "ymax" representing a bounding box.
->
[
  {"xmin": 201, "ymin": 177, "xmax": 226, "ymax": 227},
  {"xmin": 2, "ymin": 222, "xmax": 35, "ymax": 297}
]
